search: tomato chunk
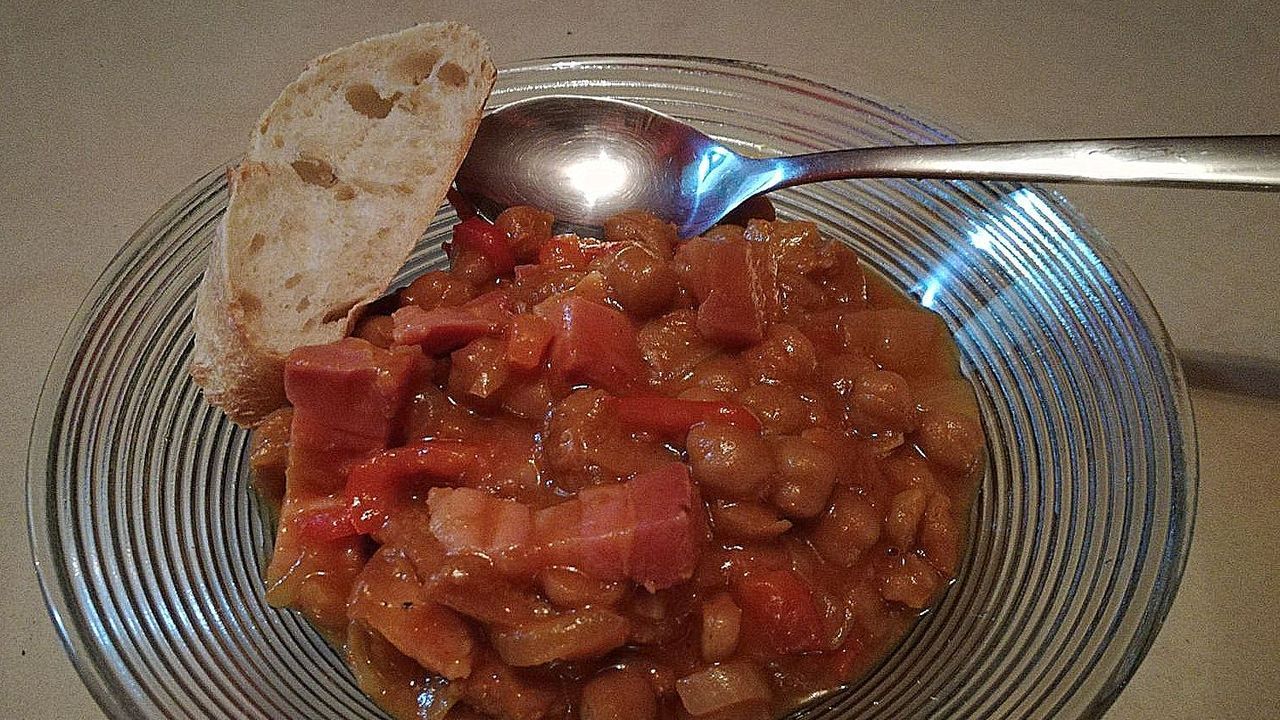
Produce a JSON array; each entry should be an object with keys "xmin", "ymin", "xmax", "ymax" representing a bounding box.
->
[
  {"xmin": 346, "ymin": 440, "xmax": 478, "ymax": 535},
  {"xmin": 616, "ymin": 396, "xmax": 762, "ymax": 438},
  {"xmin": 451, "ymin": 216, "xmax": 516, "ymax": 276},
  {"xmin": 735, "ymin": 569, "xmax": 825, "ymax": 654},
  {"xmin": 548, "ymin": 297, "xmax": 647, "ymax": 393},
  {"xmin": 391, "ymin": 305, "xmax": 493, "ymax": 354}
]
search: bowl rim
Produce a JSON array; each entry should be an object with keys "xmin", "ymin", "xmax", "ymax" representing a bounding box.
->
[{"xmin": 27, "ymin": 52, "xmax": 1198, "ymax": 720}]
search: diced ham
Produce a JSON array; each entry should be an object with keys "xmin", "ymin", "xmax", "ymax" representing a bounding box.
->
[
  {"xmin": 285, "ymin": 338, "xmax": 423, "ymax": 442},
  {"xmin": 284, "ymin": 338, "xmax": 424, "ymax": 496},
  {"xmin": 696, "ymin": 239, "xmax": 765, "ymax": 348},
  {"xmin": 627, "ymin": 463, "xmax": 704, "ymax": 591},
  {"xmin": 423, "ymin": 463, "xmax": 704, "ymax": 592},
  {"xmin": 547, "ymin": 297, "xmax": 647, "ymax": 393},
  {"xmin": 392, "ymin": 304, "xmax": 493, "ymax": 354},
  {"xmin": 577, "ymin": 483, "xmax": 635, "ymax": 581},
  {"xmin": 546, "ymin": 462, "xmax": 703, "ymax": 591}
]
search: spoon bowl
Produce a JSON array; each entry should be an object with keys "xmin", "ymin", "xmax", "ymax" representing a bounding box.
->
[{"xmin": 455, "ymin": 95, "xmax": 1280, "ymax": 237}]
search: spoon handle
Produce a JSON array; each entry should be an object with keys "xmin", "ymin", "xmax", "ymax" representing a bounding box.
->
[{"xmin": 764, "ymin": 135, "xmax": 1280, "ymax": 191}]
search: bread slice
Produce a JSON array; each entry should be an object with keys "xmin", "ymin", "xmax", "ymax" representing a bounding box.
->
[{"xmin": 191, "ymin": 22, "xmax": 496, "ymax": 425}]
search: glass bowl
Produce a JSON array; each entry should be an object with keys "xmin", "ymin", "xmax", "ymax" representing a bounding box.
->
[{"xmin": 28, "ymin": 55, "xmax": 1196, "ymax": 719}]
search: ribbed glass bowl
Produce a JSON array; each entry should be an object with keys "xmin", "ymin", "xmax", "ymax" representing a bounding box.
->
[{"xmin": 29, "ymin": 55, "xmax": 1196, "ymax": 719}]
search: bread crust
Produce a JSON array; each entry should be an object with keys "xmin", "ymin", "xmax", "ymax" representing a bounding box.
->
[{"xmin": 190, "ymin": 22, "xmax": 495, "ymax": 425}]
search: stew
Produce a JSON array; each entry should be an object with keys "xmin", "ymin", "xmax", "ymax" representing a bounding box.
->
[{"xmin": 250, "ymin": 202, "xmax": 985, "ymax": 719}]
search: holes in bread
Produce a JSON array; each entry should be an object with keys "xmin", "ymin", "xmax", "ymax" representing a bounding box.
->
[
  {"xmin": 322, "ymin": 300, "xmax": 358, "ymax": 324},
  {"xmin": 334, "ymin": 184, "xmax": 357, "ymax": 201},
  {"xmin": 393, "ymin": 50, "xmax": 441, "ymax": 85},
  {"xmin": 248, "ymin": 233, "xmax": 267, "ymax": 254},
  {"xmin": 437, "ymin": 61, "xmax": 469, "ymax": 88},
  {"xmin": 284, "ymin": 273, "xmax": 302, "ymax": 289},
  {"xmin": 235, "ymin": 293, "xmax": 263, "ymax": 319},
  {"xmin": 292, "ymin": 156, "xmax": 338, "ymax": 187},
  {"xmin": 345, "ymin": 83, "xmax": 402, "ymax": 119}
]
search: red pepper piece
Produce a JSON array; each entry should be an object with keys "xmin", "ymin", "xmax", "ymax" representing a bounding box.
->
[
  {"xmin": 735, "ymin": 569, "xmax": 825, "ymax": 654},
  {"xmin": 292, "ymin": 496, "xmax": 360, "ymax": 542},
  {"xmin": 615, "ymin": 396, "xmax": 761, "ymax": 438},
  {"xmin": 346, "ymin": 440, "xmax": 478, "ymax": 535},
  {"xmin": 452, "ymin": 216, "xmax": 516, "ymax": 276}
]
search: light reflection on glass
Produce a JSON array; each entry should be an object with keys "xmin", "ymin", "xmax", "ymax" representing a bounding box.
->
[{"xmin": 916, "ymin": 187, "xmax": 1048, "ymax": 309}]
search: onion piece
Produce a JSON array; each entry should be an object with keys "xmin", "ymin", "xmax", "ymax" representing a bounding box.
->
[
  {"xmin": 675, "ymin": 660, "xmax": 772, "ymax": 716},
  {"xmin": 700, "ymin": 593, "xmax": 742, "ymax": 663},
  {"xmin": 490, "ymin": 608, "xmax": 628, "ymax": 666}
]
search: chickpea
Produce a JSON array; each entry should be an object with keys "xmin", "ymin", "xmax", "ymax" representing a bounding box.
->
[
  {"xmin": 916, "ymin": 409, "xmax": 985, "ymax": 475},
  {"xmin": 880, "ymin": 553, "xmax": 942, "ymax": 609},
  {"xmin": 398, "ymin": 270, "xmax": 475, "ymax": 310},
  {"xmin": 768, "ymin": 436, "xmax": 838, "ymax": 519},
  {"xmin": 852, "ymin": 370, "xmax": 918, "ymax": 431},
  {"xmin": 603, "ymin": 244, "xmax": 679, "ymax": 319},
  {"xmin": 710, "ymin": 501, "xmax": 792, "ymax": 541},
  {"xmin": 819, "ymin": 353, "xmax": 879, "ymax": 400},
  {"xmin": 736, "ymin": 384, "xmax": 811, "ymax": 434},
  {"xmin": 882, "ymin": 487, "xmax": 928, "ymax": 549},
  {"xmin": 810, "ymin": 488, "xmax": 881, "ymax": 566},
  {"xmin": 494, "ymin": 205, "xmax": 554, "ymax": 261},
  {"xmin": 919, "ymin": 493, "xmax": 960, "ymax": 575},
  {"xmin": 687, "ymin": 422, "xmax": 773, "ymax": 499},
  {"xmin": 580, "ymin": 668, "xmax": 658, "ymax": 720},
  {"xmin": 743, "ymin": 324, "xmax": 818, "ymax": 384},
  {"xmin": 687, "ymin": 356, "xmax": 747, "ymax": 394},
  {"xmin": 604, "ymin": 210, "xmax": 677, "ymax": 258}
]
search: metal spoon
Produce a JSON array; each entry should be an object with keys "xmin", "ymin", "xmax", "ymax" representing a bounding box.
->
[{"xmin": 454, "ymin": 95, "xmax": 1280, "ymax": 238}]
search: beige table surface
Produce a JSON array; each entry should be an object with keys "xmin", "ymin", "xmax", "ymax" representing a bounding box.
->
[{"xmin": 3, "ymin": 2, "xmax": 1277, "ymax": 718}]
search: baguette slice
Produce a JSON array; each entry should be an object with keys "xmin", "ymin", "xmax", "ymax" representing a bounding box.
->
[{"xmin": 191, "ymin": 22, "xmax": 496, "ymax": 425}]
